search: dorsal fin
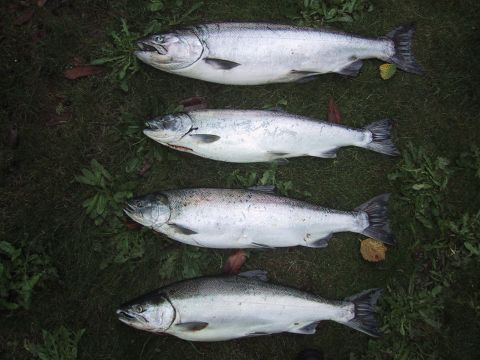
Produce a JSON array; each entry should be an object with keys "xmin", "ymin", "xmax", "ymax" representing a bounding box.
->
[
  {"xmin": 248, "ymin": 185, "xmax": 275, "ymax": 193},
  {"xmin": 238, "ymin": 270, "xmax": 269, "ymax": 282}
]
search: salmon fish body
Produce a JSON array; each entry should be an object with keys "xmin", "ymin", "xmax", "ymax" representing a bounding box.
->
[
  {"xmin": 117, "ymin": 272, "xmax": 383, "ymax": 341},
  {"xmin": 124, "ymin": 188, "xmax": 394, "ymax": 249},
  {"xmin": 135, "ymin": 22, "xmax": 423, "ymax": 85},
  {"xmin": 144, "ymin": 109, "xmax": 399, "ymax": 163}
]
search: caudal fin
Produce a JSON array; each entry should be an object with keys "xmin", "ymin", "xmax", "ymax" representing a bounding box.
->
[
  {"xmin": 386, "ymin": 24, "xmax": 424, "ymax": 75},
  {"xmin": 344, "ymin": 288, "xmax": 383, "ymax": 337},
  {"xmin": 355, "ymin": 194, "xmax": 395, "ymax": 245},
  {"xmin": 364, "ymin": 119, "xmax": 399, "ymax": 156}
]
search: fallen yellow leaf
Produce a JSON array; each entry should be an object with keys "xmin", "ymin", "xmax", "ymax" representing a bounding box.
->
[
  {"xmin": 379, "ymin": 63, "xmax": 397, "ymax": 80},
  {"xmin": 360, "ymin": 238, "xmax": 387, "ymax": 262}
]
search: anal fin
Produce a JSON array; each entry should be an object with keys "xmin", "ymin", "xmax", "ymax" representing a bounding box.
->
[
  {"xmin": 312, "ymin": 148, "xmax": 339, "ymax": 159},
  {"xmin": 291, "ymin": 70, "xmax": 320, "ymax": 83},
  {"xmin": 306, "ymin": 234, "xmax": 332, "ymax": 248},
  {"xmin": 288, "ymin": 321, "xmax": 320, "ymax": 334},
  {"xmin": 337, "ymin": 59, "xmax": 363, "ymax": 76}
]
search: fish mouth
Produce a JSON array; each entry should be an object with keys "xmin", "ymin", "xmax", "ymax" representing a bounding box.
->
[
  {"xmin": 116, "ymin": 309, "xmax": 137, "ymax": 323},
  {"xmin": 144, "ymin": 120, "xmax": 160, "ymax": 131},
  {"xmin": 123, "ymin": 203, "xmax": 139, "ymax": 219},
  {"xmin": 116, "ymin": 309, "xmax": 149, "ymax": 324},
  {"xmin": 136, "ymin": 41, "xmax": 167, "ymax": 55}
]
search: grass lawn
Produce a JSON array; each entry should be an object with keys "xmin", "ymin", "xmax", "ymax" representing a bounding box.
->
[{"xmin": 1, "ymin": 0, "xmax": 479, "ymax": 358}]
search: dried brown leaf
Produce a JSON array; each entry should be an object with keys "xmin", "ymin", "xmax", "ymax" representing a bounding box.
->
[
  {"xmin": 223, "ymin": 250, "xmax": 247, "ymax": 274},
  {"xmin": 32, "ymin": 29, "xmax": 46, "ymax": 43},
  {"xmin": 138, "ymin": 161, "xmax": 152, "ymax": 177},
  {"xmin": 327, "ymin": 96, "xmax": 342, "ymax": 124},
  {"xmin": 180, "ymin": 96, "xmax": 208, "ymax": 111},
  {"xmin": 64, "ymin": 65, "xmax": 104, "ymax": 80},
  {"xmin": 8, "ymin": 125, "xmax": 19, "ymax": 148},
  {"xmin": 360, "ymin": 238, "xmax": 387, "ymax": 262},
  {"xmin": 14, "ymin": 9, "xmax": 35, "ymax": 26},
  {"xmin": 125, "ymin": 219, "xmax": 142, "ymax": 231},
  {"xmin": 46, "ymin": 114, "xmax": 70, "ymax": 127}
]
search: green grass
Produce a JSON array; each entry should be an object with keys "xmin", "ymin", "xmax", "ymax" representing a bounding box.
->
[{"xmin": 1, "ymin": 0, "xmax": 479, "ymax": 358}]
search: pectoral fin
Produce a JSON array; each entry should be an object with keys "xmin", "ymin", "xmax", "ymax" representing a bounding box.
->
[
  {"xmin": 204, "ymin": 58, "xmax": 241, "ymax": 70},
  {"xmin": 168, "ymin": 223, "xmax": 197, "ymax": 235},
  {"xmin": 175, "ymin": 322, "xmax": 208, "ymax": 331},
  {"xmin": 189, "ymin": 134, "xmax": 220, "ymax": 143}
]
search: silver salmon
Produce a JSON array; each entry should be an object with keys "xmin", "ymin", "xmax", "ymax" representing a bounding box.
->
[
  {"xmin": 134, "ymin": 22, "xmax": 423, "ymax": 85},
  {"xmin": 144, "ymin": 109, "xmax": 399, "ymax": 163},
  {"xmin": 124, "ymin": 188, "xmax": 394, "ymax": 249},
  {"xmin": 116, "ymin": 271, "xmax": 383, "ymax": 341}
]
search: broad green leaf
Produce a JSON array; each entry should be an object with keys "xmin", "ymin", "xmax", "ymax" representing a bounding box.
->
[
  {"xmin": 90, "ymin": 56, "xmax": 125, "ymax": 65},
  {"xmin": 412, "ymin": 183, "xmax": 432, "ymax": 190},
  {"xmin": 90, "ymin": 159, "xmax": 112, "ymax": 181},
  {"xmin": 120, "ymin": 79, "xmax": 129, "ymax": 92},
  {"xmin": 149, "ymin": 0, "xmax": 164, "ymax": 12},
  {"xmin": 85, "ymin": 194, "xmax": 99, "ymax": 215},
  {"xmin": 465, "ymin": 242, "xmax": 479, "ymax": 255},
  {"xmin": 96, "ymin": 195, "xmax": 107, "ymax": 215},
  {"xmin": 0, "ymin": 241, "xmax": 19, "ymax": 257}
]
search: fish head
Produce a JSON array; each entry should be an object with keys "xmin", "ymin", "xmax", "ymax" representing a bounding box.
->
[
  {"xmin": 143, "ymin": 113, "xmax": 192, "ymax": 143},
  {"xmin": 134, "ymin": 30, "xmax": 203, "ymax": 71},
  {"xmin": 124, "ymin": 193, "xmax": 170, "ymax": 228},
  {"xmin": 116, "ymin": 291, "xmax": 175, "ymax": 333}
]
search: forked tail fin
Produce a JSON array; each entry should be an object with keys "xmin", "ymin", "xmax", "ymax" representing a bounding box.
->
[
  {"xmin": 364, "ymin": 119, "xmax": 400, "ymax": 156},
  {"xmin": 355, "ymin": 193, "xmax": 395, "ymax": 245},
  {"xmin": 343, "ymin": 288, "xmax": 383, "ymax": 337},
  {"xmin": 386, "ymin": 23, "xmax": 424, "ymax": 75}
]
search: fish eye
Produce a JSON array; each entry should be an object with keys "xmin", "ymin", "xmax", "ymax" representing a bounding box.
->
[
  {"xmin": 133, "ymin": 305, "xmax": 144, "ymax": 313},
  {"xmin": 153, "ymin": 35, "xmax": 164, "ymax": 43}
]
